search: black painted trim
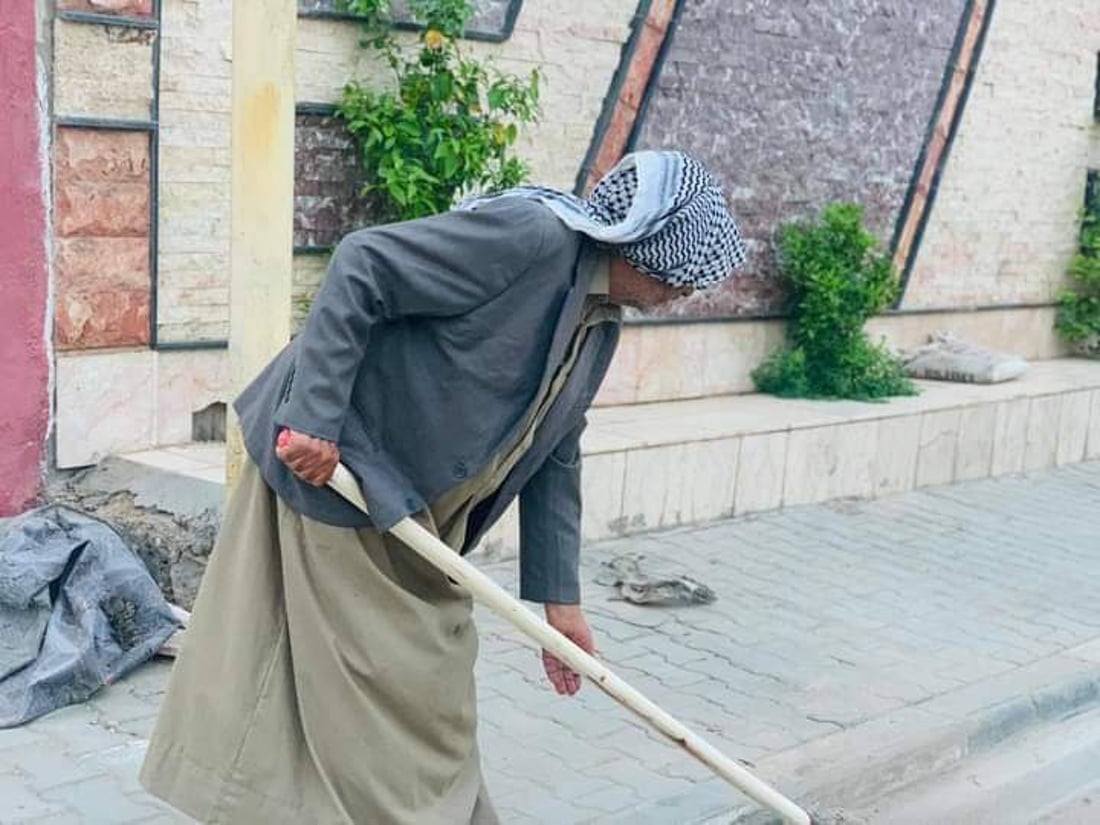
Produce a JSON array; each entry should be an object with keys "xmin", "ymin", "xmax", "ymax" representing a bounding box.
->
[
  {"xmin": 625, "ymin": 300, "xmax": 1057, "ymax": 327},
  {"xmin": 625, "ymin": 0, "xmax": 685, "ymax": 153},
  {"xmin": 885, "ymin": 2, "xmax": 976, "ymax": 273},
  {"xmin": 572, "ymin": 0, "xmax": 652, "ymax": 194},
  {"xmin": 149, "ymin": 0, "xmax": 163, "ymax": 349},
  {"xmin": 155, "ymin": 340, "xmax": 230, "ymax": 351},
  {"xmin": 55, "ymin": 116, "xmax": 155, "ymax": 131},
  {"xmin": 1094, "ymin": 52, "xmax": 1100, "ymax": 121},
  {"xmin": 296, "ymin": 102, "xmax": 340, "ymax": 117},
  {"xmin": 294, "ymin": 245, "xmax": 336, "ymax": 255},
  {"xmin": 298, "ymin": 0, "xmax": 523, "ymax": 43},
  {"xmin": 892, "ymin": 0, "xmax": 997, "ymax": 308},
  {"xmin": 57, "ymin": 10, "xmax": 158, "ymax": 29}
]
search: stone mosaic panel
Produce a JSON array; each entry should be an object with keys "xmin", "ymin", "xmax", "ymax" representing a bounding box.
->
[
  {"xmin": 54, "ymin": 20, "xmax": 155, "ymax": 121},
  {"xmin": 634, "ymin": 0, "xmax": 969, "ymax": 316},
  {"xmin": 57, "ymin": 0, "xmax": 154, "ymax": 16},
  {"xmin": 54, "ymin": 127, "xmax": 151, "ymax": 350},
  {"xmin": 294, "ymin": 111, "xmax": 377, "ymax": 249},
  {"xmin": 299, "ymin": 0, "xmax": 519, "ymax": 38}
]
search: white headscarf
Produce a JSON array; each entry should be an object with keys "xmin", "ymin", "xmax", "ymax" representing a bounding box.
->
[{"xmin": 460, "ymin": 150, "xmax": 746, "ymax": 288}]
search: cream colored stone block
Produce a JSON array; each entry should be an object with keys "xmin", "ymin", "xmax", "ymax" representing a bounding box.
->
[
  {"xmin": 735, "ymin": 431, "xmax": 788, "ymax": 515},
  {"xmin": 57, "ymin": 350, "xmax": 156, "ymax": 468},
  {"xmin": 580, "ymin": 451, "xmax": 627, "ymax": 542},
  {"xmin": 698, "ymin": 320, "xmax": 785, "ymax": 398},
  {"xmin": 1087, "ymin": 390, "xmax": 1100, "ymax": 461},
  {"xmin": 832, "ymin": 421, "xmax": 878, "ymax": 499},
  {"xmin": 915, "ymin": 409, "xmax": 961, "ymax": 488},
  {"xmin": 55, "ymin": 21, "xmax": 154, "ymax": 120},
  {"xmin": 621, "ymin": 446, "xmax": 672, "ymax": 533},
  {"xmin": 1024, "ymin": 395, "xmax": 1062, "ymax": 472},
  {"xmin": 618, "ymin": 438, "xmax": 736, "ymax": 532},
  {"xmin": 1055, "ymin": 390, "xmax": 1091, "ymax": 465},
  {"xmin": 873, "ymin": 415, "xmax": 920, "ymax": 497},
  {"xmin": 867, "ymin": 307, "xmax": 1064, "ymax": 363},
  {"xmin": 189, "ymin": 466, "xmax": 228, "ymax": 484},
  {"xmin": 991, "ymin": 397, "xmax": 1030, "ymax": 476},
  {"xmin": 155, "ymin": 349, "xmax": 232, "ymax": 445},
  {"xmin": 782, "ymin": 425, "xmax": 837, "ymax": 508},
  {"xmin": 659, "ymin": 438, "xmax": 740, "ymax": 527},
  {"xmin": 902, "ymin": 0, "xmax": 1096, "ymax": 310},
  {"xmin": 955, "ymin": 404, "xmax": 996, "ymax": 481},
  {"xmin": 123, "ymin": 447, "xmax": 219, "ymax": 478},
  {"xmin": 782, "ymin": 421, "xmax": 876, "ymax": 507},
  {"xmin": 628, "ymin": 326, "xmax": 686, "ymax": 405},
  {"xmin": 163, "ymin": 443, "xmax": 226, "ymax": 467},
  {"xmin": 594, "ymin": 330, "xmax": 642, "ymax": 407}
]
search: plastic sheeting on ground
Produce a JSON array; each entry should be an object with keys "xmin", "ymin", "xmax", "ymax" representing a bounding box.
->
[{"xmin": 0, "ymin": 506, "xmax": 180, "ymax": 728}]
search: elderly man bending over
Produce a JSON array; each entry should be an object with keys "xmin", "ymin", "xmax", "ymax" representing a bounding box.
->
[{"xmin": 141, "ymin": 151, "xmax": 746, "ymax": 825}]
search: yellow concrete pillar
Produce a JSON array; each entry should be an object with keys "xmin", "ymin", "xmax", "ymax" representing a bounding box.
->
[{"xmin": 227, "ymin": 1, "xmax": 297, "ymax": 484}]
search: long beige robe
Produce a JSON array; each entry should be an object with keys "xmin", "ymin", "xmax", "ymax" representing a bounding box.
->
[{"xmin": 140, "ymin": 296, "xmax": 613, "ymax": 824}]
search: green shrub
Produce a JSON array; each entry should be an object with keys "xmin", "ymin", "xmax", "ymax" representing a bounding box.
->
[
  {"xmin": 337, "ymin": 0, "xmax": 541, "ymax": 223},
  {"xmin": 753, "ymin": 203, "xmax": 916, "ymax": 400},
  {"xmin": 1055, "ymin": 193, "xmax": 1100, "ymax": 356}
]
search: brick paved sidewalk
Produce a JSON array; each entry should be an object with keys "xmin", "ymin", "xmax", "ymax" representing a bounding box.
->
[{"xmin": 1, "ymin": 463, "xmax": 1098, "ymax": 824}]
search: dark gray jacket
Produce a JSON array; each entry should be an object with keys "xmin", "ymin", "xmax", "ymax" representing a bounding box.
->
[{"xmin": 234, "ymin": 198, "xmax": 621, "ymax": 603}]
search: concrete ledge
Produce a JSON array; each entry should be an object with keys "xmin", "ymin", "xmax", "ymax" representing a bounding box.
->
[
  {"xmin": 593, "ymin": 305, "xmax": 1065, "ymax": 406},
  {"xmin": 112, "ymin": 359, "xmax": 1100, "ymax": 565},
  {"xmin": 472, "ymin": 358, "xmax": 1100, "ymax": 559},
  {"xmin": 602, "ymin": 641, "xmax": 1100, "ymax": 825}
]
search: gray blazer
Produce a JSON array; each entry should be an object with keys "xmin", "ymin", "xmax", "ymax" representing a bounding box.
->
[{"xmin": 234, "ymin": 198, "xmax": 621, "ymax": 603}]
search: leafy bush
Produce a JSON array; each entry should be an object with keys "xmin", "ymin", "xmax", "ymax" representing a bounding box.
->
[
  {"xmin": 338, "ymin": 0, "xmax": 541, "ymax": 222},
  {"xmin": 753, "ymin": 203, "xmax": 916, "ymax": 400},
  {"xmin": 1055, "ymin": 194, "xmax": 1100, "ymax": 356}
]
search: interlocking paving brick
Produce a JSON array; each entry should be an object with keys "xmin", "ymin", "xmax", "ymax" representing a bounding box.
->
[{"xmin": 1, "ymin": 462, "xmax": 1097, "ymax": 823}]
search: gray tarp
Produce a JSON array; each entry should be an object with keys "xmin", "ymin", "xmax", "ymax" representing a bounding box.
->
[{"xmin": 0, "ymin": 506, "xmax": 180, "ymax": 728}]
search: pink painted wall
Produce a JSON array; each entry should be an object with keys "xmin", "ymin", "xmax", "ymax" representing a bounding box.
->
[{"xmin": 0, "ymin": 5, "xmax": 50, "ymax": 515}]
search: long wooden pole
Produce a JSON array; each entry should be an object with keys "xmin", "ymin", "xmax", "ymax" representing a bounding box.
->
[
  {"xmin": 227, "ymin": 1, "xmax": 297, "ymax": 486},
  {"xmin": 327, "ymin": 464, "xmax": 811, "ymax": 825}
]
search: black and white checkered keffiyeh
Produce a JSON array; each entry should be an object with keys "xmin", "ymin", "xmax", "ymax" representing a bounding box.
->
[{"xmin": 460, "ymin": 151, "xmax": 746, "ymax": 289}]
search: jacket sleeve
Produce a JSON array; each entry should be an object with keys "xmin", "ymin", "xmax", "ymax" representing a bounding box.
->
[
  {"xmin": 519, "ymin": 418, "xmax": 586, "ymax": 604},
  {"xmin": 274, "ymin": 202, "xmax": 550, "ymax": 443}
]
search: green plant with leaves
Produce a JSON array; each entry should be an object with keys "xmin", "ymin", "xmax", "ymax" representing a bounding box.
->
[
  {"xmin": 1055, "ymin": 194, "xmax": 1100, "ymax": 357},
  {"xmin": 337, "ymin": 0, "xmax": 541, "ymax": 222},
  {"xmin": 752, "ymin": 203, "xmax": 916, "ymax": 400}
]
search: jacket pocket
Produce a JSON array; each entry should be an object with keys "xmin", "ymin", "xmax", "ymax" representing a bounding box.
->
[
  {"xmin": 277, "ymin": 363, "xmax": 296, "ymax": 406},
  {"xmin": 548, "ymin": 438, "xmax": 581, "ymax": 468}
]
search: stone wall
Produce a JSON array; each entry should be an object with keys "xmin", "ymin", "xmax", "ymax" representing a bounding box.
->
[
  {"xmin": 50, "ymin": 0, "xmax": 639, "ymax": 465},
  {"xmin": 294, "ymin": 112, "xmax": 373, "ymax": 250},
  {"xmin": 633, "ymin": 0, "xmax": 969, "ymax": 317},
  {"xmin": 156, "ymin": 0, "xmax": 233, "ymax": 344},
  {"xmin": 902, "ymin": 0, "xmax": 1100, "ymax": 308},
  {"xmin": 52, "ymin": 6, "xmax": 156, "ymax": 350},
  {"xmin": 149, "ymin": 0, "xmax": 637, "ymax": 343},
  {"xmin": 54, "ymin": 128, "xmax": 152, "ymax": 349}
]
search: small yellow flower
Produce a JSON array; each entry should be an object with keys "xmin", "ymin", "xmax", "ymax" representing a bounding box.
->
[{"xmin": 424, "ymin": 29, "xmax": 446, "ymax": 50}]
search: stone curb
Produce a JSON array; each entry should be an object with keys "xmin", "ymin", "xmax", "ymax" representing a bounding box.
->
[{"xmin": 602, "ymin": 639, "xmax": 1100, "ymax": 825}]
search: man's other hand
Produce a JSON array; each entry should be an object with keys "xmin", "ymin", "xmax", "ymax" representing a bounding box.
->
[
  {"xmin": 542, "ymin": 603, "xmax": 595, "ymax": 696},
  {"xmin": 276, "ymin": 428, "xmax": 340, "ymax": 487}
]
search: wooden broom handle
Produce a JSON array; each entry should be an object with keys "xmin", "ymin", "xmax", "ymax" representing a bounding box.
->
[{"xmin": 327, "ymin": 463, "xmax": 811, "ymax": 825}]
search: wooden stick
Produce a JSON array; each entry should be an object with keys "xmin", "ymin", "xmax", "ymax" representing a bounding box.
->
[{"xmin": 328, "ymin": 464, "xmax": 811, "ymax": 825}]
